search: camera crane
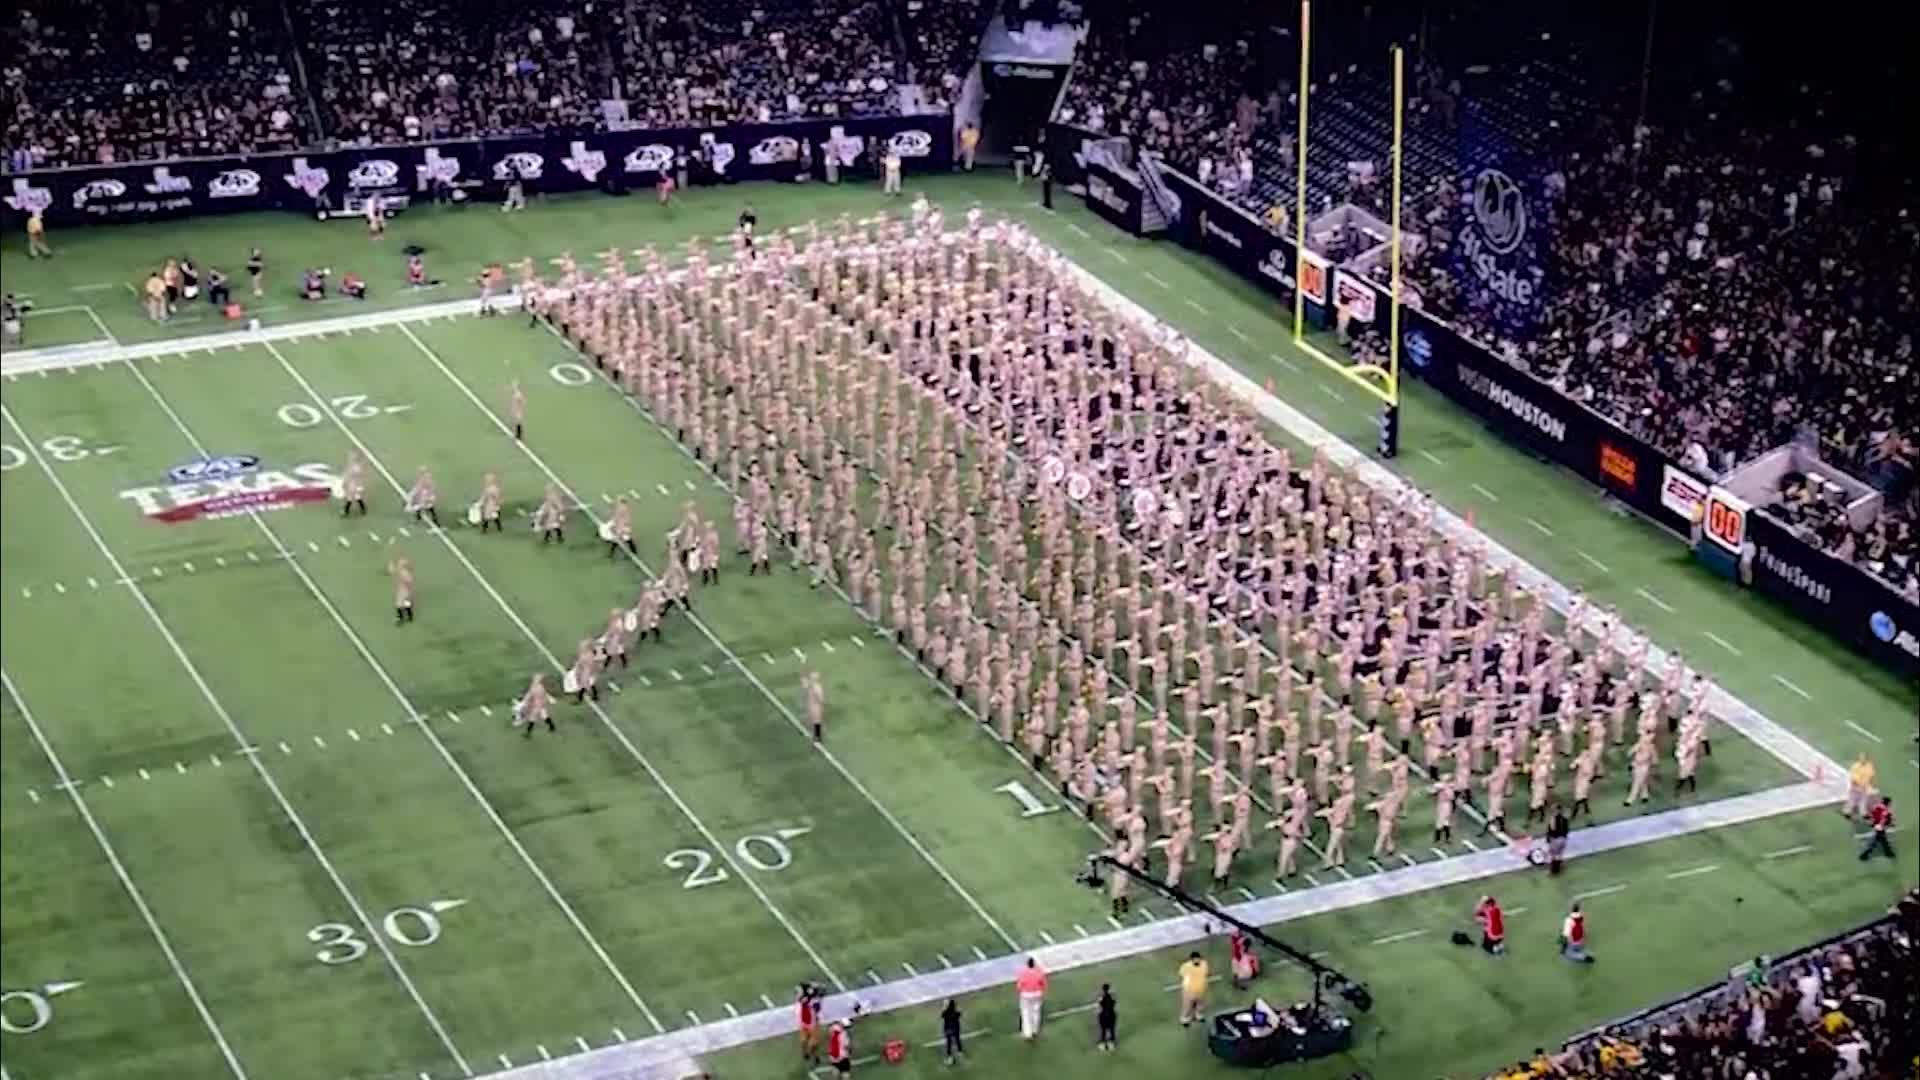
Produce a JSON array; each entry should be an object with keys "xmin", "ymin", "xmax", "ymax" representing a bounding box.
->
[{"xmin": 1081, "ymin": 853, "xmax": 1373, "ymax": 1015}]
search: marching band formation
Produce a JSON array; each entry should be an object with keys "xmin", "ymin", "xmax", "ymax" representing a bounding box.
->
[{"xmin": 369, "ymin": 206, "xmax": 1719, "ymax": 897}]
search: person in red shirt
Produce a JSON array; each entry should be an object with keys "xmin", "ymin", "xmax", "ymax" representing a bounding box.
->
[
  {"xmin": 796, "ymin": 985, "xmax": 821, "ymax": 1062},
  {"xmin": 1559, "ymin": 902, "xmax": 1594, "ymax": 963},
  {"xmin": 1859, "ymin": 797, "xmax": 1895, "ymax": 861},
  {"xmin": 825, "ymin": 1017, "xmax": 852, "ymax": 1075},
  {"xmin": 1476, "ymin": 895, "xmax": 1506, "ymax": 955},
  {"xmin": 1229, "ymin": 929, "xmax": 1260, "ymax": 988}
]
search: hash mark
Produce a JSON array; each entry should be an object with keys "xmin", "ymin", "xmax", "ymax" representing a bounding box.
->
[
  {"xmin": 537, "ymin": 1045, "xmax": 551, "ymax": 1062},
  {"xmin": 279, "ymin": 741, "xmax": 292, "ymax": 754},
  {"xmin": 1073, "ymin": 924, "xmax": 1089, "ymax": 938},
  {"xmin": 1417, "ymin": 449, "xmax": 1445, "ymax": 465},
  {"xmin": 140, "ymin": 768, "xmax": 151, "ymax": 781},
  {"xmin": 306, "ymin": 541, "xmax": 320, "ymax": 553},
  {"xmin": 1470, "ymin": 483, "xmax": 1502, "ymax": 503},
  {"xmin": 87, "ymin": 576, "xmax": 99, "ymax": 588},
  {"xmin": 247, "ymin": 551, "xmax": 259, "ymax": 562},
  {"xmin": 792, "ymin": 646, "xmax": 806, "ymax": 661},
  {"xmin": 937, "ymin": 954, "xmax": 953, "ymax": 969},
  {"xmin": 497, "ymin": 1056, "xmax": 513, "ymax": 1070},
  {"xmin": 902, "ymin": 962, "xmax": 918, "ymax": 977},
  {"xmin": 821, "ymin": 640, "xmax": 836, "ymax": 653},
  {"xmin": 382, "ymin": 723, "xmax": 395, "ymax": 735},
  {"xmin": 478, "ymin": 704, "xmax": 492, "ymax": 717},
  {"xmin": 101, "ymin": 775, "xmax": 115, "ymax": 788},
  {"xmin": 312, "ymin": 735, "xmax": 327, "ymax": 749},
  {"xmin": 971, "ymin": 945, "xmax": 988, "ymax": 961},
  {"xmin": 574, "ymin": 1037, "xmax": 592, "ymax": 1054},
  {"xmin": 1037, "ymin": 930, "xmax": 1055, "ymax": 944},
  {"xmin": 612, "ymin": 1027, "xmax": 628, "ymax": 1043},
  {"xmin": 759, "ymin": 995, "xmax": 776, "ymax": 1011},
  {"xmin": 700, "ymin": 663, "xmax": 715, "ymax": 676},
  {"xmin": 348, "ymin": 729, "xmax": 361, "ymax": 742},
  {"xmin": 723, "ymin": 1003, "xmax": 739, "ymax": 1018}
]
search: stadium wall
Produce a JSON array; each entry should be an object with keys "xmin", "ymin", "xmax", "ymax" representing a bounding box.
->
[{"xmin": 0, "ymin": 117, "xmax": 954, "ymax": 228}]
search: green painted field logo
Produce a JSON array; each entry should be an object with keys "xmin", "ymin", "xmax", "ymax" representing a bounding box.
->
[{"xmin": 123, "ymin": 459, "xmax": 340, "ymax": 524}]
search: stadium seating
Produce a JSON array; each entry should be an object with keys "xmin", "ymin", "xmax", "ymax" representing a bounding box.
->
[
  {"xmin": 1488, "ymin": 890, "xmax": 1918, "ymax": 1080},
  {"xmin": 2, "ymin": 0, "xmax": 309, "ymax": 168}
]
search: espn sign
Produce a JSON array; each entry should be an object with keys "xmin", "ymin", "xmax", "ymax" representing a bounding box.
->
[
  {"xmin": 1597, "ymin": 440, "xmax": 1638, "ymax": 495},
  {"xmin": 1660, "ymin": 466, "xmax": 1709, "ymax": 522},
  {"xmin": 1702, "ymin": 486, "xmax": 1749, "ymax": 554}
]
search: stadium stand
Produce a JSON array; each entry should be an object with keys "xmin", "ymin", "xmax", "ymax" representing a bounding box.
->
[
  {"xmin": 1487, "ymin": 890, "xmax": 1919, "ymax": 1080},
  {"xmin": 1057, "ymin": 1, "xmax": 1916, "ymax": 595},
  {"xmin": 2, "ymin": 0, "xmax": 310, "ymax": 168}
]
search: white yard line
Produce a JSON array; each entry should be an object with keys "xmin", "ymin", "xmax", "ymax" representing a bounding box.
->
[
  {"xmin": 1843, "ymin": 721, "xmax": 1882, "ymax": 744},
  {"xmin": 1703, "ymin": 631, "xmax": 1743, "ymax": 657},
  {"xmin": 1469, "ymin": 483, "xmax": 1501, "ymax": 503},
  {"xmin": 1664, "ymin": 864, "xmax": 1719, "ymax": 881},
  {"xmin": 1576, "ymin": 551, "xmax": 1611, "ymax": 574},
  {"xmin": 144, "ymin": 342, "xmax": 665, "ymax": 1035},
  {"xmin": 1762, "ymin": 844, "xmax": 1812, "ymax": 860},
  {"xmin": 1524, "ymin": 518, "xmax": 1554, "ymax": 536},
  {"xmin": 401, "ymin": 323, "xmax": 1022, "ymax": 955},
  {"xmin": 1773, "ymin": 675, "xmax": 1812, "ymax": 701},
  {"xmin": 479, "ymin": 783, "xmax": 1834, "ymax": 1080},
  {"xmin": 2, "ymin": 671, "xmax": 249, "ymax": 1079},
  {"xmin": 0, "ymin": 403, "xmax": 473, "ymax": 1077},
  {"xmin": 1143, "ymin": 271, "xmax": 1173, "ymax": 289},
  {"xmin": 1635, "ymin": 587, "xmax": 1676, "ymax": 614}
]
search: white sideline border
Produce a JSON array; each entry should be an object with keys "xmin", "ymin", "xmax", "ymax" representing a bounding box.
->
[
  {"xmin": 3, "ymin": 243, "xmax": 1848, "ymax": 1080},
  {"xmin": 482, "ymin": 782, "xmax": 1832, "ymax": 1080}
]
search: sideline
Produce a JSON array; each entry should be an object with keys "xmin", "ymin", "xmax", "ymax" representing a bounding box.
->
[{"xmin": 480, "ymin": 782, "xmax": 1832, "ymax": 1080}]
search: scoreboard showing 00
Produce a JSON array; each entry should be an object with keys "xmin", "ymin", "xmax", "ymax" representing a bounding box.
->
[{"xmin": 1703, "ymin": 488, "xmax": 1749, "ymax": 554}]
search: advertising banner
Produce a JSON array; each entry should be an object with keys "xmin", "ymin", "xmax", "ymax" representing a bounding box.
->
[
  {"xmin": 1744, "ymin": 513, "xmax": 1920, "ymax": 677},
  {"xmin": 1156, "ymin": 166, "xmax": 1328, "ymax": 327},
  {"xmin": 1082, "ymin": 161, "xmax": 1144, "ymax": 236},
  {"xmin": 2, "ymin": 116, "xmax": 953, "ymax": 228}
]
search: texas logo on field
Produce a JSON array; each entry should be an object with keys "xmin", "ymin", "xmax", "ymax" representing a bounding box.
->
[{"xmin": 124, "ymin": 456, "xmax": 340, "ymax": 524}]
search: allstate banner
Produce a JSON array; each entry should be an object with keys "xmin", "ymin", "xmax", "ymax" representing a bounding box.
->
[
  {"xmin": 1453, "ymin": 99, "xmax": 1552, "ymax": 339},
  {"xmin": 1743, "ymin": 512, "xmax": 1920, "ymax": 677},
  {"xmin": 1082, "ymin": 161, "xmax": 1144, "ymax": 236},
  {"xmin": 1156, "ymin": 165, "xmax": 1328, "ymax": 327},
  {"xmin": 2, "ymin": 117, "xmax": 952, "ymax": 228}
]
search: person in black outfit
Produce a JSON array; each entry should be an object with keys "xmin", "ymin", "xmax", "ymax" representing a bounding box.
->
[
  {"xmin": 206, "ymin": 268, "xmax": 230, "ymax": 308},
  {"xmin": 940, "ymin": 999, "xmax": 963, "ymax": 1064},
  {"xmin": 738, "ymin": 204, "xmax": 758, "ymax": 254},
  {"xmin": 1545, "ymin": 806, "xmax": 1571, "ymax": 875},
  {"xmin": 1096, "ymin": 984, "xmax": 1118, "ymax": 1051}
]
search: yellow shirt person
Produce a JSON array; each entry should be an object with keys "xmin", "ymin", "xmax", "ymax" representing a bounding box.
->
[
  {"xmin": 1177, "ymin": 951, "xmax": 1209, "ymax": 1026},
  {"xmin": 1846, "ymin": 754, "xmax": 1876, "ymax": 818}
]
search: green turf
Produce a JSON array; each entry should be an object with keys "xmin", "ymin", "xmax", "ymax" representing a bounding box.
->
[{"xmin": 2, "ymin": 171, "xmax": 1913, "ymax": 1080}]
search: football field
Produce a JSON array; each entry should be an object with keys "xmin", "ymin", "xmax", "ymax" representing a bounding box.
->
[{"xmin": 2, "ymin": 174, "xmax": 1913, "ymax": 1080}]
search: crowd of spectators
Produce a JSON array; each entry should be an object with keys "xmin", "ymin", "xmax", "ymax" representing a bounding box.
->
[
  {"xmin": 3, "ymin": 0, "xmax": 923, "ymax": 165},
  {"xmin": 1488, "ymin": 890, "xmax": 1919, "ymax": 1080},
  {"xmin": 1052, "ymin": 2, "xmax": 1276, "ymax": 203},
  {"xmin": 900, "ymin": 0, "xmax": 991, "ymax": 112},
  {"xmin": 3, "ymin": 1, "xmax": 310, "ymax": 169},
  {"xmin": 1061, "ymin": 1, "xmax": 1914, "ymax": 591}
]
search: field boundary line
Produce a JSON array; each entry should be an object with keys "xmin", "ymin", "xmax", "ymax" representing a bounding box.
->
[
  {"xmin": 266, "ymin": 337, "xmax": 847, "ymax": 990},
  {"xmin": 1, "ymin": 670, "xmax": 250, "ymax": 1079},
  {"xmin": 479, "ymin": 781, "xmax": 1834, "ymax": 1080},
  {"xmin": 124, "ymin": 347, "xmax": 665, "ymax": 1035},
  {"xmin": 396, "ymin": 323, "xmax": 1022, "ymax": 955},
  {"xmin": 1049, "ymin": 243, "xmax": 1844, "ymax": 787},
  {"xmin": 0, "ymin": 402, "xmax": 474, "ymax": 1077}
]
